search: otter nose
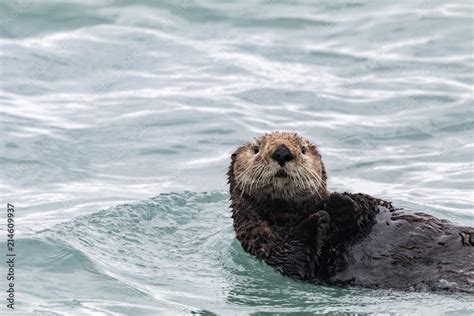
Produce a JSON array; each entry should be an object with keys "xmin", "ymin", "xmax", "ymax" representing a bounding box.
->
[{"xmin": 272, "ymin": 145, "xmax": 294, "ymax": 166}]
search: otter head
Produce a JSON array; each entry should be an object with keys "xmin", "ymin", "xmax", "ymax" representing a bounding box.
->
[{"xmin": 228, "ymin": 132, "xmax": 328, "ymax": 202}]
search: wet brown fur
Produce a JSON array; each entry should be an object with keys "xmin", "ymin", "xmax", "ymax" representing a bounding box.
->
[{"xmin": 228, "ymin": 132, "xmax": 474, "ymax": 292}]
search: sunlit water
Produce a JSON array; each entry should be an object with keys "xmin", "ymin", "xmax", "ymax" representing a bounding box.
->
[{"xmin": 0, "ymin": 0, "xmax": 473, "ymax": 314}]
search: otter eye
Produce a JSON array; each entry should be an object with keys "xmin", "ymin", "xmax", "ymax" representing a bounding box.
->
[
  {"xmin": 253, "ymin": 145, "xmax": 259, "ymax": 154},
  {"xmin": 301, "ymin": 146, "xmax": 307, "ymax": 154},
  {"xmin": 231, "ymin": 153, "xmax": 237, "ymax": 160}
]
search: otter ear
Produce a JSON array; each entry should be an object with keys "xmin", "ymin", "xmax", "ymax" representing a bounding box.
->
[{"xmin": 231, "ymin": 153, "xmax": 237, "ymax": 161}]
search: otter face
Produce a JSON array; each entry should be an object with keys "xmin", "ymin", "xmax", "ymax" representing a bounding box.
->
[{"xmin": 228, "ymin": 132, "xmax": 327, "ymax": 201}]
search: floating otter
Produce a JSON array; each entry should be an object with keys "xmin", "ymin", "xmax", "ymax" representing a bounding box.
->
[{"xmin": 227, "ymin": 132, "xmax": 474, "ymax": 293}]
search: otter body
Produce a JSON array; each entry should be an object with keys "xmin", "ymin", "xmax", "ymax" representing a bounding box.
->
[
  {"xmin": 331, "ymin": 203, "xmax": 473, "ymax": 292},
  {"xmin": 228, "ymin": 132, "xmax": 474, "ymax": 293}
]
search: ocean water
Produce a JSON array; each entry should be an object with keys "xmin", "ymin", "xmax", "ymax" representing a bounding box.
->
[{"xmin": 1, "ymin": 0, "xmax": 473, "ymax": 314}]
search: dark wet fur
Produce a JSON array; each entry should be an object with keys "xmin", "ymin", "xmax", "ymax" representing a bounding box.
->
[{"xmin": 228, "ymin": 174, "xmax": 474, "ymax": 293}]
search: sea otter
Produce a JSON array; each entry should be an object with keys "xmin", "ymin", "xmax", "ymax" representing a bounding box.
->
[{"xmin": 227, "ymin": 132, "xmax": 474, "ymax": 293}]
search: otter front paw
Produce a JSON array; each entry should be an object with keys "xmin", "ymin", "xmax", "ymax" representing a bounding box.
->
[
  {"xmin": 312, "ymin": 211, "xmax": 330, "ymax": 254},
  {"xmin": 297, "ymin": 210, "xmax": 330, "ymax": 254},
  {"xmin": 324, "ymin": 192, "xmax": 358, "ymax": 225}
]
